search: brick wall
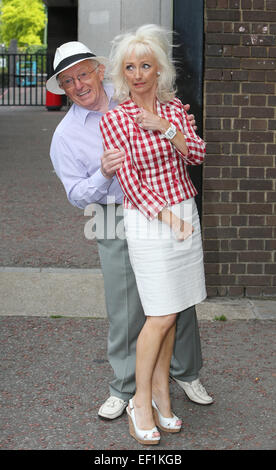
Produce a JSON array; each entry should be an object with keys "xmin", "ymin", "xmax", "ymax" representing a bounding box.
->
[{"xmin": 203, "ymin": 0, "xmax": 276, "ymax": 297}]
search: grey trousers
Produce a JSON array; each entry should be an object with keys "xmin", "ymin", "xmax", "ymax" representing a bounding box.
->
[{"xmin": 96, "ymin": 204, "xmax": 203, "ymax": 401}]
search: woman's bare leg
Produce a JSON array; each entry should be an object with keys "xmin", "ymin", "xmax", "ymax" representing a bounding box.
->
[
  {"xmin": 152, "ymin": 322, "xmax": 176, "ymax": 417},
  {"xmin": 131, "ymin": 314, "xmax": 177, "ymax": 430}
]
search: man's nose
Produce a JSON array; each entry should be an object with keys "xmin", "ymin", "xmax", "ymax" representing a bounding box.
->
[{"xmin": 74, "ymin": 77, "xmax": 83, "ymax": 89}]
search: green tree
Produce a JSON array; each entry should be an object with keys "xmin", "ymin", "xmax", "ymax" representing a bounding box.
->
[{"xmin": 0, "ymin": 0, "xmax": 46, "ymax": 47}]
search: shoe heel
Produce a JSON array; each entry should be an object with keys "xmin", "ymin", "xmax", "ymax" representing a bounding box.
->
[
  {"xmin": 153, "ymin": 407, "xmax": 161, "ymax": 428},
  {"xmin": 128, "ymin": 413, "xmax": 136, "ymax": 440},
  {"xmin": 127, "ymin": 400, "xmax": 160, "ymax": 446},
  {"xmin": 152, "ymin": 400, "xmax": 182, "ymax": 433},
  {"xmin": 153, "ymin": 407, "xmax": 171, "ymax": 433}
]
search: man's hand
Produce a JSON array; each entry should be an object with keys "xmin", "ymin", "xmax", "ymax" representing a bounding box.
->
[
  {"xmin": 101, "ymin": 148, "xmax": 125, "ymax": 179},
  {"xmin": 183, "ymin": 103, "xmax": 197, "ymax": 131}
]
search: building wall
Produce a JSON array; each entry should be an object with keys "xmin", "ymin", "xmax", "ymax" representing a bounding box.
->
[
  {"xmin": 203, "ymin": 0, "xmax": 276, "ymax": 297},
  {"xmin": 78, "ymin": 0, "xmax": 172, "ymax": 56}
]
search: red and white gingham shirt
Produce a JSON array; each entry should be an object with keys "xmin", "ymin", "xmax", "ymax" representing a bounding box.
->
[{"xmin": 100, "ymin": 97, "xmax": 206, "ymax": 220}]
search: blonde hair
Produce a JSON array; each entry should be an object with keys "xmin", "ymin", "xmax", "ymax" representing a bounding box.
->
[{"xmin": 108, "ymin": 24, "xmax": 177, "ymax": 103}]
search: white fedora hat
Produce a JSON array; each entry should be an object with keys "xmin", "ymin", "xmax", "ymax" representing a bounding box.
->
[{"xmin": 46, "ymin": 41, "xmax": 108, "ymax": 95}]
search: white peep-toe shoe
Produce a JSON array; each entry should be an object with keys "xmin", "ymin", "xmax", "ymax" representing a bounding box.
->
[
  {"xmin": 152, "ymin": 399, "xmax": 182, "ymax": 433},
  {"xmin": 127, "ymin": 399, "xmax": 160, "ymax": 445}
]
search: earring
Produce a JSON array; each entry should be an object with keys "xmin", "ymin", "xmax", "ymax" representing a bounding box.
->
[{"xmin": 157, "ymin": 71, "xmax": 160, "ymax": 76}]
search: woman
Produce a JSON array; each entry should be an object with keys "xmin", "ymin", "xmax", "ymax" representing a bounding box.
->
[{"xmin": 100, "ymin": 24, "xmax": 206, "ymax": 446}]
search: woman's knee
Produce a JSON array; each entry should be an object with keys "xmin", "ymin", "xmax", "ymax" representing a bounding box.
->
[{"xmin": 147, "ymin": 313, "xmax": 177, "ymax": 334}]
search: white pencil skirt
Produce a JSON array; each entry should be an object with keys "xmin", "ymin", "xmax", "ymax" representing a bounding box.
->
[{"xmin": 124, "ymin": 197, "xmax": 207, "ymax": 316}]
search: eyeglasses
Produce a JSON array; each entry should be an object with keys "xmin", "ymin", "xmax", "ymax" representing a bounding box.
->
[{"xmin": 59, "ymin": 65, "xmax": 99, "ymax": 90}]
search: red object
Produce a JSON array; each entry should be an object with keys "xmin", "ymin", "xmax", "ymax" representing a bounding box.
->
[
  {"xmin": 46, "ymin": 90, "xmax": 62, "ymax": 111},
  {"xmin": 100, "ymin": 98, "xmax": 205, "ymax": 221}
]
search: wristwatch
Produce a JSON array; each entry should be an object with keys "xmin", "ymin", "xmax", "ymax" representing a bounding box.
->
[{"xmin": 164, "ymin": 123, "xmax": 177, "ymax": 140}]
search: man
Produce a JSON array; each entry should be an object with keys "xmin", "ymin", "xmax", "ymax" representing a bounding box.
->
[{"xmin": 47, "ymin": 41, "xmax": 213, "ymax": 420}]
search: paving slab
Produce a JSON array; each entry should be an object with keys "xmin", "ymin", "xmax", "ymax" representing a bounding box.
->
[
  {"xmin": 0, "ymin": 267, "xmax": 106, "ymax": 318},
  {"xmin": 1, "ymin": 266, "xmax": 276, "ymax": 321},
  {"xmin": 251, "ymin": 300, "xmax": 276, "ymax": 320}
]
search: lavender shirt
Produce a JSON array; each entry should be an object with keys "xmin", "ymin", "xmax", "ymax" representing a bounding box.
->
[{"xmin": 50, "ymin": 83, "xmax": 123, "ymax": 209}]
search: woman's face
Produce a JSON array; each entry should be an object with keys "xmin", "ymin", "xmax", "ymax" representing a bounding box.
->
[{"xmin": 123, "ymin": 49, "xmax": 160, "ymax": 99}]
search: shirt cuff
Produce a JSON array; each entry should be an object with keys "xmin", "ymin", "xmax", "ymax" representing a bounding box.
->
[
  {"xmin": 141, "ymin": 198, "xmax": 167, "ymax": 221},
  {"xmin": 88, "ymin": 168, "xmax": 114, "ymax": 194}
]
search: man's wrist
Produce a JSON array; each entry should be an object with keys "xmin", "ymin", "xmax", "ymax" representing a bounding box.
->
[{"xmin": 100, "ymin": 167, "xmax": 113, "ymax": 179}]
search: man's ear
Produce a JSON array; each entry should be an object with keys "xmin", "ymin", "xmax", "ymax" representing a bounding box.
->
[{"xmin": 98, "ymin": 64, "xmax": 106, "ymax": 81}]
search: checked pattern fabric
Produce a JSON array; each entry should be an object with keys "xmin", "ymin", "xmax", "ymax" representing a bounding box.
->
[{"xmin": 100, "ymin": 97, "xmax": 206, "ymax": 220}]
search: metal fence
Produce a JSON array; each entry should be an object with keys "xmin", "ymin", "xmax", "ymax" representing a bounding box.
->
[{"xmin": 0, "ymin": 53, "xmax": 48, "ymax": 106}]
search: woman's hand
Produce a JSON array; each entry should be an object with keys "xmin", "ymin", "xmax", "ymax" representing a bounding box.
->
[
  {"xmin": 135, "ymin": 109, "xmax": 166, "ymax": 132},
  {"xmin": 135, "ymin": 104, "xmax": 197, "ymax": 132},
  {"xmin": 158, "ymin": 208, "xmax": 194, "ymax": 242}
]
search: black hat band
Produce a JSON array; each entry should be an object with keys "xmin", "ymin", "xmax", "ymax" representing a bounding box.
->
[{"xmin": 54, "ymin": 52, "xmax": 96, "ymax": 75}]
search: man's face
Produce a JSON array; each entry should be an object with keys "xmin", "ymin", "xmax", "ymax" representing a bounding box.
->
[{"xmin": 58, "ymin": 59, "xmax": 106, "ymax": 111}]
